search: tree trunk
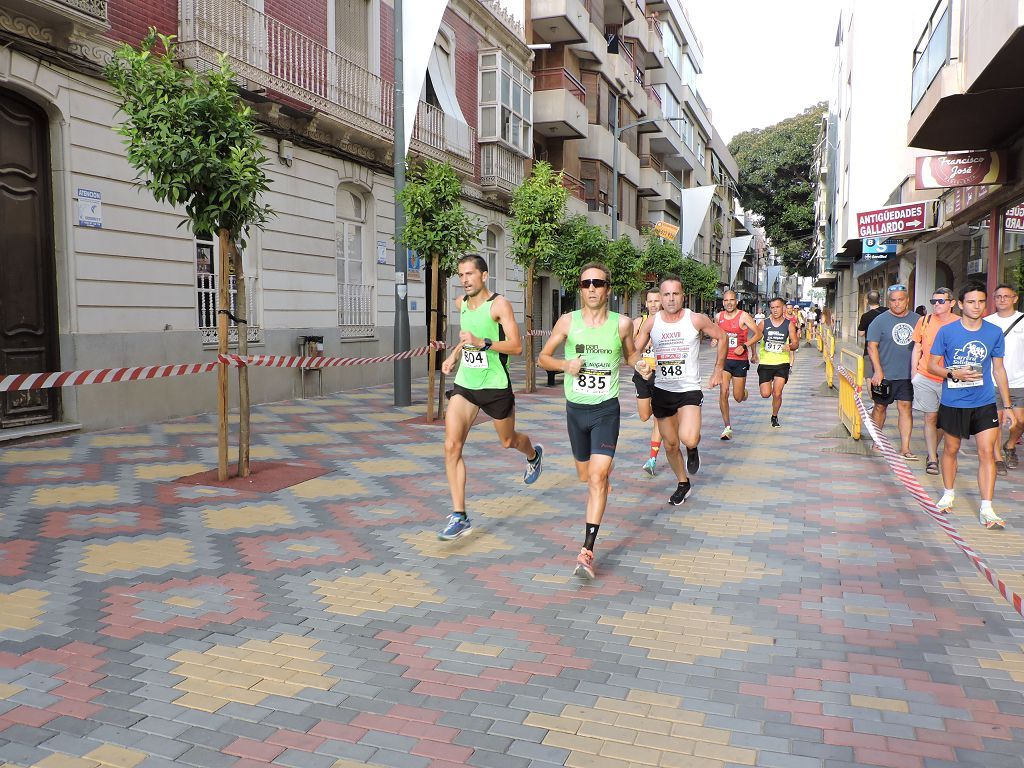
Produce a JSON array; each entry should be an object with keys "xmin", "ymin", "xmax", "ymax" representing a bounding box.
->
[
  {"xmin": 232, "ymin": 242, "xmax": 251, "ymax": 478},
  {"xmin": 427, "ymin": 252, "xmax": 440, "ymax": 421},
  {"xmin": 216, "ymin": 227, "xmax": 231, "ymax": 481},
  {"xmin": 525, "ymin": 262, "xmax": 535, "ymax": 394}
]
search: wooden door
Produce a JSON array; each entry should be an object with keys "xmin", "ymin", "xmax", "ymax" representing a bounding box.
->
[{"xmin": 0, "ymin": 89, "xmax": 58, "ymax": 427}]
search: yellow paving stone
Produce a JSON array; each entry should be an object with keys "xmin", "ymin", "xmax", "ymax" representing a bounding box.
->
[
  {"xmin": 634, "ymin": 732, "xmax": 695, "ymax": 754},
  {"xmin": 845, "ymin": 605, "xmax": 891, "ymax": 617},
  {"xmin": 171, "ymin": 693, "xmax": 229, "ymax": 712},
  {"xmin": 219, "ymin": 687, "xmax": 267, "ymax": 705},
  {"xmin": 613, "ymin": 713, "xmax": 672, "ymax": 735},
  {"xmin": 164, "ymin": 596, "xmax": 203, "ymax": 609},
  {"xmin": 324, "ymin": 421, "xmax": 378, "ymax": 433},
  {"xmin": 541, "ymin": 731, "xmax": 603, "ymax": 753},
  {"xmin": 401, "ymin": 530, "xmax": 513, "ymax": 559},
  {"xmin": 80, "ymin": 537, "xmax": 193, "ymax": 575},
  {"xmin": 593, "ymin": 698, "xmax": 650, "ymax": 716},
  {"xmin": 599, "ymin": 740, "xmax": 661, "ymax": 766},
  {"xmin": 692, "ymin": 741, "xmax": 757, "ymax": 765},
  {"xmin": 563, "ymin": 704, "xmax": 620, "ymax": 723},
  {"xmin": 266, "ymin": 405, "xmax": 320, "ymax": 414},
  {"xmin": 290, "ymin": 477, "xmax": 368, "ymax": 500},
  {"xmin": 643, "ymin": 549, "xmax": 782, "ymax": 587},
  {"xmin": 565, "ymin": 752, "xmax": 632, "ymax": 768},
  {"xmin": 35, "ymin": 756, "xmax": 97, "ymax": 768},
  {"xmin": 0, "ymin": 447, "xmax": 74, "ymax": 464},
  {"xmin": 577, "ymin": 721, "xmax": 638, "ymax": 745},
  {"xmin": 456, "ymin": 642, "xmax": 504, "ymax": 657},
  {"xmin": 313, "ymin": 569, "xmax": 445, "ymax": 616},
  {"xmin": 202, "ymin": 504, "xmax": 294, "ymax": 531},
  {"xmin": 287, "ymin": 543, "xmax": 321, "ymax": 553},
  {"xmin": 162, "ymin": 423, "xmax": 215, "ymax": 434},
  {"xmin": 645, "ymin": 705, "xmax": 705, "ymax": 725},
  {"xmin": 670, "ymin": 510, "xmax": 785, "ymax": 537},
  {"xmin": 403, "ymin": 443, "xmax": 444, "ymax": 457},
  {"xmin": 350, "ymin": 458, "xmax": 422, "ymax": 475},
  {"xmin": 626, "ymin": 690, "xmax": 683, "ymax": 708},
  {"xmin": 362, "ymin": 411, "xmax": 407, "ymax": 422},
  {"xmin": 134, "ymin": 463, "xmax": 207, "ymax": 480},
  {"xmin": 532, "ymin": 573, "xmax": 572, "ymax": 584},
  {"xmin": 979, "ymin": 647, "xmax": 1024, "ymax": 683},
  {"xmin": 524, "ymin": 713, "xmax": 582, "ymax": 733},
  {"xmin": 659, "ymin": 754, "xmax": 725, "ymax": 768},
  {"xmin": 850, "ymin": 694, "xmax": 910, "ymax": 713},
  {"xmin": 0, "ymin": 590, "xmax": 47, "ymax": 631},
  {"xmin": 0, "ymin": 683, "xmax": 25, "ymax": 699},
  {"xmin": 248, "ymin": 445, "xmax": 282, "ymax": 459},
  {"xmin": 32, "ymin": 483, "xmax": 119, "ymax": 507},
  {"xmin": 669, "ymin": 722, "xmax": 731, "ymax": 744},
  {"xmin": 90, "ymin": 434, "xmax": 155, "ymax": 447},
  {"xmin": 956, "ymin": 523, "xmax": 1024, "ymax": 558},
  {"xmin": 278, "ymin": 432, "xmax": 335, "ymax": 445},
  {"xmin": 210, "ymin": 670, "xmax": 263, "ymax": 689},
  {"xmin": 472, "ymin": 495, "xmax": 562, "ymax": 519},
  {"xmin": 82, "ymin": 745, "xmax": 148, "ymax": 768}
]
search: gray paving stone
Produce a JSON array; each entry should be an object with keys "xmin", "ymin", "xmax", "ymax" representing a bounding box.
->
[
  {"xmin": 175, "ymin": 745, "xmax": 238, "ymax": 768},
  {"xmin": 506, "ymin": 741, "xmax": 570, "ymax": 764}
]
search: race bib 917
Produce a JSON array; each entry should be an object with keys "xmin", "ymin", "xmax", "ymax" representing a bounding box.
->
[
  {"xmin": 764, "ymin": 340, "xmax": 785, "ymax": 354},
  {"xmin": 461, "ymin": 347, "xmax": 488, "ymax": 369}
]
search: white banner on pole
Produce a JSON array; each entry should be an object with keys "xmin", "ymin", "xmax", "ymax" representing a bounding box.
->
[
  {"xmin": 680, "ymin": 185, "xmax": 717, "ymax": 258},
  {"xmin": 729, "ymin": 235, "xmax": 752, "ymax": 286},
  {"xmin": 403, "ymin": 0, "xmax": 449, "ymax": 153}
]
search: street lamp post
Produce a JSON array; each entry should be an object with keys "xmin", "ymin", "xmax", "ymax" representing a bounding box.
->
[
  {"xmin": 610, "ymin": 95, "xmax": 689, "ymax": 242},
  {"xmin": 392, "ymin": 0, "xmax": 411, "ymax": 406}
]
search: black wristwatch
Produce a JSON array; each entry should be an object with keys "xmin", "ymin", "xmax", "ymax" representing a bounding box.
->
[
  {"xmin": 481, "ymin": 338, "xmax": 493, "ymax": 352},
  {"xmin": 946, "ymin": 369, "xmax": 955, "ymax": 381}
]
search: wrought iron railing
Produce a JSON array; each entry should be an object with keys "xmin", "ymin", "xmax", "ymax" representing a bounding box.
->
[
  {"xmin": 534, "ymin": 67, "xmax": 587, "ymax": 104},
  {"xmin": 480, "ymin": 144, "xmax": 525, "ymax": 193},
  {"xmin": 197, "ymin": 273, "xmax": 260, "ymax": 345},
  {"xmin": 338, "ymin": 283, "xmax": 375, "ymax": 339}
]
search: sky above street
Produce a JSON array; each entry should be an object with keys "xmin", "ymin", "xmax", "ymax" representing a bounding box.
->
[{"xmin": 684, "ymin": 0, "xmax": 844, "ymax": 143}]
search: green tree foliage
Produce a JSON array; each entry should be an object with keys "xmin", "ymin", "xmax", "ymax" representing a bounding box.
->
[
  {"xmin": 640, "ymin": 231, "xmax": 685, "ymax": 284},
  {"xmin": 680, "ymin": 259, "xmax": 719, "ymax": 302},
  {"xmin": 728, "ymin": 102, "xmax": 826, "ymax": 277},
  {"xmin": 550, "ymin": 215, "xmax": 608, "ymax": 289},
  {"xmin": 605, "ymin": 236, "xmax": 644, "ymax": 300},
  {"xmin": 510, "ymin": 161, "xmax": 569, "ymax": 272},
  {"xmin": 397, "ymin": 159, "xmax": 482, "ymax": 276},
  {"xmin": 105, "ymin": 29, "xmax": 273, "ymax": 240}
]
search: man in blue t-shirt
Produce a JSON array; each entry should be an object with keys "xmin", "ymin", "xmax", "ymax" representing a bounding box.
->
[{"xmin": 928, "ymin": 282, "xmax": 1017, "ymax": 530}]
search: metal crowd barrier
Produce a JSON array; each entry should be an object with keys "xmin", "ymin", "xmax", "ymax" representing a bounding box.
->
[{"xmin": 838, "ymin": 349, "xmax": 865, "ymax": 440}]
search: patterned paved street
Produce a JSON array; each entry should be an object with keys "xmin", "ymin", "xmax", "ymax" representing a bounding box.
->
[{"xmin": 1, "ymin": 343, "xmax": 1023, "ymax": 768}]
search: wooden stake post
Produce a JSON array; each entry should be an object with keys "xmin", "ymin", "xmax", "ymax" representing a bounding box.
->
[
  {"xmin": 232, "ymin": 242, "xmax": 251, "ymax": 478},
  {"xmin": 216, "ymin": 228, "xmax": 231, "ymax": 481}
]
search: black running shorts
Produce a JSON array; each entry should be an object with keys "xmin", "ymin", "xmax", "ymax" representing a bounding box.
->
[
  {"xmin": 724, "ymin": 359, "xmax": 750, "ymax": 378},
  {"xmin": 566, "ymin": 398, "xmax": 620, "ymax": 462},
  {"xmin": 448, "ymin": 384, "xmax": 515, "ymax": 420},
  {"xmin": 632, "ymin": 370, "xmax": 655, "ymax": 399},
  {"xmin": 938, "ymin": 402, "xmax": 1000, "ymax": 440},
  {"xmin": 651, "ymin": 387, "xmax": 704, "ymax": 419},
  {"xmin": 757, "ymin": 363, "xmax": 791, "ymax": 385}
]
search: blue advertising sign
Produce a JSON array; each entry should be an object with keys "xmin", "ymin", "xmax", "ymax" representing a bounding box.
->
[{"xmin": 862, "ymin": 237, "xmax": 897, "ymax": 260}]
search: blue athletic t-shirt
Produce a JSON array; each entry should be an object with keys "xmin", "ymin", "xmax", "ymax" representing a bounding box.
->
[{"xmin": 932, "ymin": 319, "xmax": 1005, "ymax": 408}]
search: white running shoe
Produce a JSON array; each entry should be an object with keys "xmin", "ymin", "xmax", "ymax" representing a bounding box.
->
[
  {"xmin": 935, "ymin": 492, "xmax": 955, "ymax": 513},
  {"xmin": 720, "ymin": 425, "xmax": 732, "ymax": 440},
  {"xmin": 979, "ymin": 507, "xmax": 1005, "ymax": 531}
]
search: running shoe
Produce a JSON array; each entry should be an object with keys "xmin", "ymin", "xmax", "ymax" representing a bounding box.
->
[
  {"xmin": 642, "ymin": 457, "xmax": 657, "ymax": 476},
  {"xmin": 979, "ymin": 507, "xmax": 1005, "ymax": 531},
  {"xmin": 686, "ymin": 446, "xmax": 700, "ymax": 475},
  {"xmin": 720, "ymin": 425, "xmax": 733, "ymax": 441},
  {"xmin": 574, "ymin": 548, "xmax": 596, "ymax": 579},
  {"xmin": 1006, "ymin": 447, "xmax": 1019, "ymax": 470},
  {"xmin": 996, "ymin": 460, "xmax": 1008, "ymax": 476},
  {"xmin": 438, "ymin": 514, "xmax": 472, "ymax": 541},
  {"xmin": 771, "ymin": 415, "xmax": 780, "ymax": 428},
  {"xmin": 935, "ymin": 492, "xmax": 955, "ymax": 513},
  {"xmin": 669, "ymin": 481, "xmax": 692, "ymax": 506},
  {"xmin": 523, "ymin": 444, "xmax": 544, "ymax": 484}
]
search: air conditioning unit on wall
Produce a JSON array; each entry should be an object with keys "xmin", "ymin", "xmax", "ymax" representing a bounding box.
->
[{"xmin": 967, "ymin": 258, "xmax": 983, "ymax": 274}]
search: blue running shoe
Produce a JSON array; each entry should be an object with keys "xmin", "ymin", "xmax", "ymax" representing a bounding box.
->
[
  {"xmin": 524, "ymin": 444, "xmax": 544, "ymax": 484},
  {"xmin": 642, "ymin": 457, "xmax": 657, "ymax": 476},
  {"xmin": 438, "ymin": 514, "xmax": 472, "ymax": 541}
]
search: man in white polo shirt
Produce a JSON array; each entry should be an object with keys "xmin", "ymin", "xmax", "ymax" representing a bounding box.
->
[{"xmin": 987, "ymin": 284, "xmax": 1024, "ymax": 473}]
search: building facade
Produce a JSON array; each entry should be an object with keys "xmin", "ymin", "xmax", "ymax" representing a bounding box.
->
[{"xmin": 0, "ymin": 0, "xmax": 533, "ymax": 433}]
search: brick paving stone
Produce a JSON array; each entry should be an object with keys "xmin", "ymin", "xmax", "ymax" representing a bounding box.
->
[{"xmin": 1, "ymin": 350, "xmax": 1023, "ymax": 768}]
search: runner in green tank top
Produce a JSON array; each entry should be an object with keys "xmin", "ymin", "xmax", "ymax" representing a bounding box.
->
[
  {"xmin": 539, "ymin": 263, "xmax": 636, "ymax": 579},
  {"xmin": 438, "ymin": 255, "xmax": 543, "ymax": 541}
]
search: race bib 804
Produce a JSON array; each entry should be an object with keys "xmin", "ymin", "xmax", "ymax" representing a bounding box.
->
[{"xmin": 461, "ymin": 347, "xmax": 488, "ymax": 369}]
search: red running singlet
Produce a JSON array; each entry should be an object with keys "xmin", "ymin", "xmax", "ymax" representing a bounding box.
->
[{"xmin": 717, "ymin": 311, "xmax": 749, "ymax": 361}]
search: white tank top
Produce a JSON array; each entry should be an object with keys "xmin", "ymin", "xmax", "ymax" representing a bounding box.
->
[{"xmin": 650, "ymin": 309, "xmax": 702, "ymax": 393}]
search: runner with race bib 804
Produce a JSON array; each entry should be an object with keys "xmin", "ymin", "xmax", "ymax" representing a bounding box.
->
[
  {"xmin": 631, "ymin": 274, "xmax": 727, "ymax": 506},
  {"xmin": 539, "ymin": 263, "xmax": 636, "ymax": 579}
]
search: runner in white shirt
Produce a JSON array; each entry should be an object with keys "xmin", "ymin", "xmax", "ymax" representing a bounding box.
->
[
  {"xmin": 986, "ymin": 284, "xmax": 1024, "ymax": 473},
  {"xmin": 631, "ymin": 275, "xmax": 727, "ymax": 505}
]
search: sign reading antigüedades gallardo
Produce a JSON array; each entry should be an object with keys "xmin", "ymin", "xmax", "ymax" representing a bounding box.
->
[{"xmin": 857, "ymin": 201, "xmax": 937, "ymax": 239}]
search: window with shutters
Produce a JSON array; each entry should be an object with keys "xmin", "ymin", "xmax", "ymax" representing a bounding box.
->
[
  {"xmin": 329, "ymin": 0, "xmax": 380, "ymax": 75},
  {"xmin": 336, "ymin": 185, "xmax": 374, "ymax": 338}
]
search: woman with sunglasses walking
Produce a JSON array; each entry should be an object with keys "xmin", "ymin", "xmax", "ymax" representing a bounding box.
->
[{"xmin": 539, "ymin": 263, "xmax": 636, "ymax": 579}]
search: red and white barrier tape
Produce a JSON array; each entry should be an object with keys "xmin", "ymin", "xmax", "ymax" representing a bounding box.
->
[
  {"xmin": 527, "ymin": 329, "xmax": 552, "ymax": 337},
  {"xmin": 0, "ymin": 362, "xmax": 221, "ymax": 393},
  {"xmin": 835, "ymin": 362, "xmax": 1023, "ymax": 617},
  {"xmin": 0, "ymin": 342, "xmax": 447, "ymax": 393}
]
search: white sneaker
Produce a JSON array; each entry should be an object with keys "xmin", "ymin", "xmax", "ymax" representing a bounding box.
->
[
  {"xmin": 720, "ymin": 425, "xmax": 732, "ymax": 441},
  {"xmin": 979, "ymin": 507, "xmax": 1005, "ymax": 531},
  {"xmin": 935, "ymin": 492, "xmax": 955, "ymax": 513}
]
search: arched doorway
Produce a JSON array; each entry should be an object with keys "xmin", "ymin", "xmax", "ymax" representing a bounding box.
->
[{"xmin": 0, "ymin": 88, "xmax": 58, "ymax": 427}]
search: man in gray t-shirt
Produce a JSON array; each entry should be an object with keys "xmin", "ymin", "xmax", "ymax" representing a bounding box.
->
[{"xmin": 866, "ymin": 285, "xmax": 918, "ymax": 458}]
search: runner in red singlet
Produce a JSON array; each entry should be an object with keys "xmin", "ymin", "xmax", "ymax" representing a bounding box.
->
[{"xmin": 712, "ymin": 289, "xmax": 762, "ymax": 440}]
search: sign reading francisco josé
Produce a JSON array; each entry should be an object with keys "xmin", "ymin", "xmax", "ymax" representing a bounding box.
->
[
  {"xmin": 916, "ymin": 151, "xmax": 1008, "ymax": 189},
  {"xmin": 857, "ymin": 201, "xmax": 937, "ymax": 239}
]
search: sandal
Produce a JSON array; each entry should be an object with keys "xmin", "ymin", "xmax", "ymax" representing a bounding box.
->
[
  {"xmin": 925, "ymin": 460, "xmax": 939, "ymax": 475},
  {"xmin": 901, "ymin": 452, "xmax": 920, "ymax": 461}
]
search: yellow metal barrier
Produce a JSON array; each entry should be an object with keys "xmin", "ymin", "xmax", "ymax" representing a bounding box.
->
[
  {"xmin": 824, "ymin": 340, "xmax": 835, "ymax": 388},
  {"xmin": 838, "ymin": 349, "xmax": 865, "ymax": 440}
]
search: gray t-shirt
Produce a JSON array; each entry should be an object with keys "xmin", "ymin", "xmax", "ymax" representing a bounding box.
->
[{"xmin": 866, "ymin": 310, "xmax": 916, "ymax": 381}]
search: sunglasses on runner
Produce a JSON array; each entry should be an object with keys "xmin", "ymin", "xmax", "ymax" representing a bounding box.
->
[
  {"xmin": 579, "ymin": 278, "xmax": 609, "ymax": 289},
  {"xmin": 888, "ymin": 284, "xmax": 907, "ymax": 292},
  {"xmin": 929, "ymin": 298, "xmax": 948, "ymax": 305}
]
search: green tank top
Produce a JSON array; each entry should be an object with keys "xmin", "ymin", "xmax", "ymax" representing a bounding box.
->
[
  {"xmin": 564, "ymin": 310, "xmax": 622, "ymax": 405},
  {"xmin": 760, "ymin": 317, "xmax": 791, "ymax": 364},
  {"xmin": 454, "ymin": 294, "xmax": 510, "ymax": 390}
]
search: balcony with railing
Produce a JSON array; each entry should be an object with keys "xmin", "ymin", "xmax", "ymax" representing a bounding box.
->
[
  {"xmin": 177, "ymin": 0, "xmax": 475, "ymax": 174},
  {"xmin": 338, "ymin": 283, "xmax": 375, "ymax": 339},
  {"xmin": 531, "ymin": 0, "xmax": 589, "ymax": 44},
  {"xmin": 534, "ymin": 67, "xmax": 588, "ymax": 138},
  {"xmin": 16, "ymin": 0, "xmax": 108, "ymax": 30},
  {"xmin": 638, "ymin": 153, "xmax": 663, "ymax": 197},
  {"xmin": 480, "ymin": 144, "xmax": 525, "ymax": 197},
  {"xmin": 911, "ymin": 1, "xmax": 951, "ymax": 111},
  {"xmin": 197, "ymin": 274, "xmax": 260, "ymax": 346}
]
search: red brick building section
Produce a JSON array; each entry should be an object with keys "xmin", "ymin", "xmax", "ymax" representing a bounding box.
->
[{"xmin": 107, "ymin": 0, "xmax": 177, "ymax": 46}]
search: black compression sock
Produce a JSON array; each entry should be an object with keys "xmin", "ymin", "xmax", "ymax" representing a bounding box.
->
[{"xmin": 584, "ymin": 524, "xmax": 600, "ymax": 552}]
